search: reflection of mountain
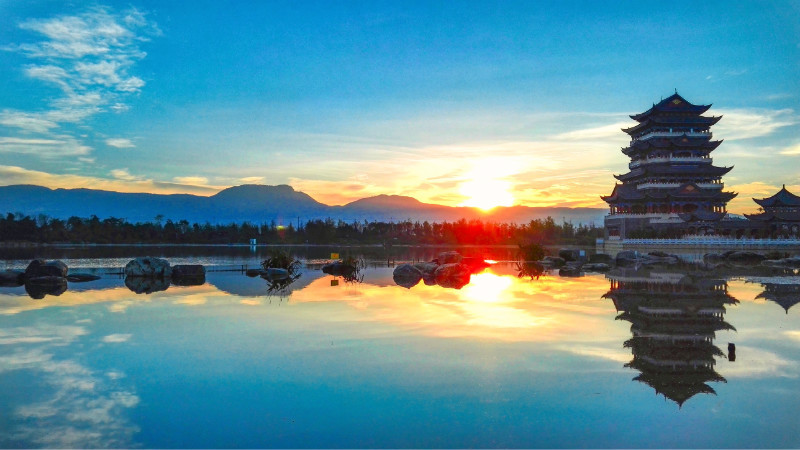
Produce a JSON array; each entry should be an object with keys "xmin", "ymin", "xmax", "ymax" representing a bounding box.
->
[
  {"xmin": 756, "ymin": 283, "xmax": 800, "ymax": 314},
  {"xmin": 604, "ymin": 268, "xmax": 738, "ymax": 406}
]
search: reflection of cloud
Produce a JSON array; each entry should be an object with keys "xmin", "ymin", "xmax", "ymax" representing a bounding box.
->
[
  {"xmin": 0, "ymin": 324, "xmax": 139, "ymax": 448},
  {"xmin": 783, "ymin": 331, "xmax": 800, "ymax": 341},
  {"xmin": 558, "ymin": 345, "xmax": 630, "ymax": 363},
  {"xmin": 290, "ymin": 269, "xmax": 621, "ymax": 342},
  {"xmin": 721, "ymin": 346, "xmax": 798, "ymax": 379},
  {"xmin": 101, "ymin": 334, "xmax": 131, "ymax": 343}
]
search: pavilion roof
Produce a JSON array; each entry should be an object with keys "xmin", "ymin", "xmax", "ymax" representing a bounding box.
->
[
  {"xmin": 744, "ymin": 211, "xmax": 800, "ymax": 222},
  {"xmin": 677, "ymin": 210, "xmax": 728, "ymax": 222},
  {"xmin": 753, "ymin": 185, "xmax": 800, "ymax": 208},
  {"xmin": 629, "ymin": 93, "xmax": 713, "ymax": 122}
]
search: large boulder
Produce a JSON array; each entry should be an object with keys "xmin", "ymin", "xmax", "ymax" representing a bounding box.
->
[
  {"xmin": 559, "ymin": 262, "xmax": 584, "ymax": 277},
  {"xmin": 393, "ymin": 264, "xmax": 422, "ymax": 289},
  {"xmin": 124, "ymin": 257, "xmax": 172, "ymax": 278},
  {"xmin": 726, "ymin": 251, "xmax": 767, "ymax": 264},
  {"xmin": 0, "ymin": 270, "xmax": 24, "ymax": 286},
  {"xmin": 434, "ymin": 263, "xmax": 471, "ymax": 289},
  {"xmin": 413, "ymin": 262, "xmax": 438, "ymax": 277},
  {"xmin": 24, "ymin": 259, "xmax": 68, "ymax": 279},
  {"xmin": 437, "ymin": 251, "xmax": 463, "ymax": 265}
]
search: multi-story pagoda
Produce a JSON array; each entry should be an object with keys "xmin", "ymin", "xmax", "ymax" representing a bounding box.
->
[
  {"xmin": 744, "ymin": 185, "xmax": 800, "ymax": 236},
  {"xmin": 604, "ymin": 269, "xmax": 738, "ymax": 406},
  {"xmin": 603, "ymin": 93, "xmax": 738, "ymax": 239}
]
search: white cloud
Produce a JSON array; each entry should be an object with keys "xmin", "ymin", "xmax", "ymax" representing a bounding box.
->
[
  {"xmin": 172, "ymin": 176, "xmax": 209, "ymax": 185},
  {"xmin": 550, "ymin": 121, "xmax": 632, "ymax": 141},
  {"xmin": 0, "ymin": 165, "xmax": 221, "ymax": 196},
  {"xmin": 0, "ymin": 6, "xmax": 158, "ymax": 164},
  {"xmin": 0, "ymin": 110, "xmax": 58, "ymax": 133},
  {"xmin": 105, "ymin": 138, "xmax": 134, "ymax": 148},
  {"xmin": 101, "ymin": 334, "xmax": 131, "ymax": 343},
  {"xmin": 779, "ymin": 143, "xmax": 800, "ymax": 156},
  {"xmin": 0, "ymin": 135, "xmax": 91, "ymax": 157},
  {"xmin": 714, "ymin": 108, "xmax": 796, "ymax": 140},
  {"xmin": 109, "ymin": 168, "xmax": 141, "ymax": 181}
]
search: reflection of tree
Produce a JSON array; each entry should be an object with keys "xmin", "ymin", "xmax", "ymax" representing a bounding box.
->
[
  {"xmin": 264, "ymin": 273, "xmax": 302, "ymax": 297},
  {"xmin": 756, "ymin": 283, "xmax": 800, "ymax": 314},
  {"xmin": 516, "ymin": 261, "xmax": 545, "ymax": 280},
  {"xmin": 604, "ymin": 269, "xmax": 738, "ymax": 406}
]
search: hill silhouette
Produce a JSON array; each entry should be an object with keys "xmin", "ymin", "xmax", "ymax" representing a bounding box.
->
[{"xmin": 0, "ymin": 184, "xmax": 606, "ymax": 225}]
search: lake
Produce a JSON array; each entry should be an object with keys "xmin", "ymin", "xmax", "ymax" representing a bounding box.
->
[{"xmin": 1, "ymin": 246, "xmax": 799, "ymax": 448}]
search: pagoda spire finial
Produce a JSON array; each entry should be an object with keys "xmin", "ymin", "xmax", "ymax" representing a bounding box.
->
[{"xmin": 675, "ymin": 88, "xmax": 678, "ymax": 94}]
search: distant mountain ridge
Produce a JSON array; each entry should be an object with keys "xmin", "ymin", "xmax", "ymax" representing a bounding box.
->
[{"xmin": 0, "ymin": 184, "xmax": 607, "ymax": 225}]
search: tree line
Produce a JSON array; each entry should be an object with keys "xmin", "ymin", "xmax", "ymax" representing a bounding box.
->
[{"xmin": 0, "ymin": 213, "xmax": 603, "ymax": 246}]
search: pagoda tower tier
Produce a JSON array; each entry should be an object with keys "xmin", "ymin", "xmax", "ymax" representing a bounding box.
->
[{"xmin": 603, "ymin": 93, "xmax": 738, "ymax": 238}]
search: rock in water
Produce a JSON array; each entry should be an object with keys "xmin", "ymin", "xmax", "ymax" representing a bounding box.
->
[
  {"xmin": 437, "ymin": 251, "xmax": 463, "ymax": 265},
  {"xmin": 393, "ymin": 264, "xmax": 423, "ymax": 288},
  {"xmin": 66, "ymin": 273, "xmax": 101, "ymax": 282},
  {"xmin": 124, "ymin": 257, "xmax": 172, "ymax": 278},
  {"xmin": 24, "ymin": 259, "xmax": 68, "ymax": 279},
  {"xmin": 434, "ymin": 263, "xmax": 471, "ymax": 289}
]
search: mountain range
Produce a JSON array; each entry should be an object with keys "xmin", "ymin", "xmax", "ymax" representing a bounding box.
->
[{"xmin": 0, "ymin": 184, "xmax": 607, "ymax": 225}]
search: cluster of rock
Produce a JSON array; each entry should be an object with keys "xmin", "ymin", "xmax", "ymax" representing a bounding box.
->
[
  {"xmin": 704, "ymin": 251, "xmax": 800, "ymax": 269},
  {"xmin": 0, "ymin": 259, "xmax": 101, "ymax": 299},
  {"xmin": 392, "ymin": 251, "xmax": 489, "ymax": 289},
  {"xmin": 124, "ymin": 257, "xmax": 205, "ymax": 294},
  {"xmin": 539, "ymin": 250, "xmax": 613, "ymax": 277}
]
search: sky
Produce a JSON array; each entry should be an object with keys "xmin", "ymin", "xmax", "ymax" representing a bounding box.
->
[{"xmin": 0, "ymin": 0, "xmax": 798, "ymax": 213}]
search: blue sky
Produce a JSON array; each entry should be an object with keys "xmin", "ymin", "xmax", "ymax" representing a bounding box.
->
[{"xmin": 0, "ymin": 0, "xmax": 798, "ymax": 212}]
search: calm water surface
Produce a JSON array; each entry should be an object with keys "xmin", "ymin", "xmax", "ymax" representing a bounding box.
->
[{"xmin": 1, "ymin": 247, "xmax": 799, "ymax": 448}]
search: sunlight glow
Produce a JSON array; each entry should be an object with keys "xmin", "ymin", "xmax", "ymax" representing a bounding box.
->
[{"xmin": 458, "ymin": 158, "xmax": 516, "ymax": 210}]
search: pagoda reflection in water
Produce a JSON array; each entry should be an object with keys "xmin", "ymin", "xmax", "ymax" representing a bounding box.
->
[
  {"xmin": 604, "ymin": 269, "xmax": 738, "ymax": 406},
  {"xmin": 756, "ymin": 282, "xmax": 800, "ymax": 314}
]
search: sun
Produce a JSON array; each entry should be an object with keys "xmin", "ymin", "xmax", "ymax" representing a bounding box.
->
[{"xmin": 459, "ymin": 179, "xmax": 515, "ymax": 210}]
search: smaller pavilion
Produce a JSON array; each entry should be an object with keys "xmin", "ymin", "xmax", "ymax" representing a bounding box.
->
[{"xmin": 745, "ymin": 185, "xmax": 800, "ymax": 237}]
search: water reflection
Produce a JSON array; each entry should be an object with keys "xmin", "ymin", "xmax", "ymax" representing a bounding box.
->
[
  {"xmin": 756, "ymin": 282, "xmax": 800, "ymax": 314},
  {"xmin": 605, "ymin": 268, "xmax": 738, "ymax": 406}
]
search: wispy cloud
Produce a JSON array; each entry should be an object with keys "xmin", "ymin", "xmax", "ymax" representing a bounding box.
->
[
  {"xmin": 0, "ymin": 135, "xmax": 91, "ymax": 157},
  {"xmin": 779, "ymin": 143, "xmax": 800, "ymax": 156},
  {"xmin": 0, "ymin": 165, "xmax": 220, "ymax": 196},
  {"xmin": 105, "ymin": 138, "xmax": 134, "ymax": 148},
  {"xmin": 172, "ymin": 176, "xmax": 209, "ymax": 185},
  {"xmin": 714, "ymin": 108, "xmax": 796, "ymax": 140},
  {"xmin": 0, "ymin": 6, "xmax": 157, "ymax": 162}
]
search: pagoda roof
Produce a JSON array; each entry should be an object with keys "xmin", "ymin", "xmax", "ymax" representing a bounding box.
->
[
  {"xmin": 602, "ymin": 183, "xmax": 737, "ymax": 203},
  {"xmin": 623, "ymin": 115, "xmax": 721, "ymax": 135},
  {"xmin": 614, "ymin": 164, "xmax": 733, "ymax": 182},
  {"xmin": 630, "ymin": 93, "xmax": 712, "ymax": 122},
  {"xmin": 753, "ymin": 185, "xmax": 800, "ymax": 208},
  {"xmin": 744, "ymin": 211, "xmax": 800, "ymax": 222},
  {"xmin": 622, "ymin": 137, "xmax": 721, "ymax": 156}
]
